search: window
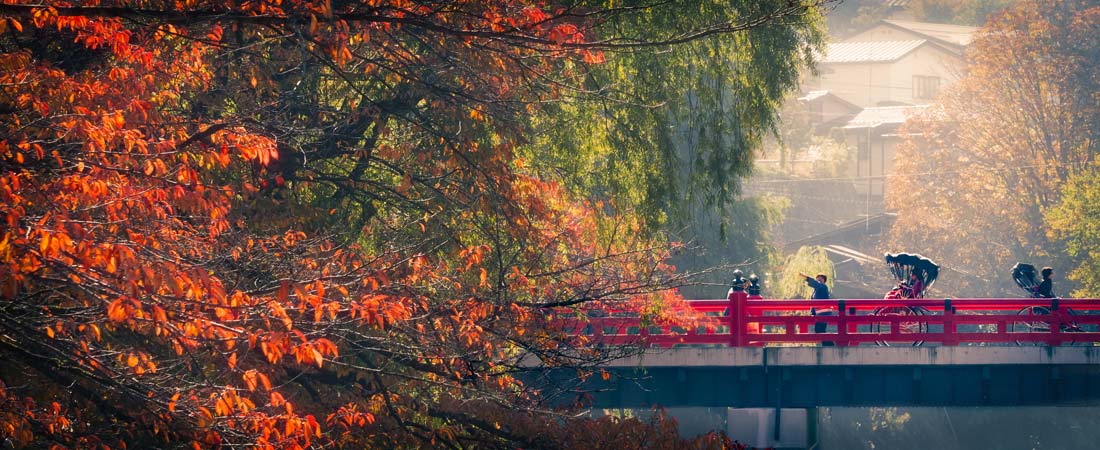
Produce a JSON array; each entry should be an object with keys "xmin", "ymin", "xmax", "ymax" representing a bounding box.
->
[{"xmin": 913, "ymin": 75, "xmax": 941, "ymax": 100}]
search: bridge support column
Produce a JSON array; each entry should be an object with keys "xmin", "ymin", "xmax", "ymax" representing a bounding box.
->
[
  {"xmin": 943, "ymin": 299, "xmax": 957, "ymax": 346},
  {"xmin": 836, "ymin": 300, "xmax": 848, "ymax": 346},
  {"xmin": 730, "ymin": 290, "xmax": 748, "ymax": 347}
]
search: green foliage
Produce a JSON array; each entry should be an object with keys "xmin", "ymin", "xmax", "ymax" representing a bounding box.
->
[
  {"xmin": 760, "ymin": 133, "xmax": 853, "ymax": 178},
  {"xmin": 525, "ymin": 0, "xmax": 826, "ymax": 226},
  {"xmin": 758, "ymin": 98, "xmax": 814, "ymax": 174},
  {"xmin": 520, "ymin": 1, "xmax": 825, "ymax": 293},
  {"xmin": 827, "ymin": 0, "xmax": 1016, "ymax": 37},
  {"xmin": 848, "ymin": 2, "xmax": 895, "ymax": 34},
  {"xmin": 806, "ymin": 136, "xmax": 855, "ymax": 178},
  {"xmin": 774, "ymin": 246, "xmax": 835, "ymax": 299},
  {"xmin": 1047, "ymin": 168, "xmax": 1100, "ymax": 297},
  {"xmin": 671, "ymin": 194, "xmax": 790, "ymax": 299}
]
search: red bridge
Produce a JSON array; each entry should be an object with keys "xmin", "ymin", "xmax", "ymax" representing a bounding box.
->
[
  {"xmin": 537, "ymin": 291, "xmax": 1100, "ymax": 447},
  {"xmin": 561, "ymin": 291, "xmax": 1100, "ymax": 347}
]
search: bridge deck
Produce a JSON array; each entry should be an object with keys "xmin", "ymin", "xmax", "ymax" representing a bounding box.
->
[
  {"xmin": 542, "ymin": 347, "xmax": 1100, "ymax": 408},
  {"xmin": 606, "ymin": 346, "xmax": 1100, "ymax": 367}
]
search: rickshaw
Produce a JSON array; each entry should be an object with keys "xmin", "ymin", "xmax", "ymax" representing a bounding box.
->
[
  {"xmin": 1010, "ymin": 262, "xmax": 1082, "ymax": 340},
  {"xmin": 873, "ymin": 253, "xmax": 940, "ymax": 346}
]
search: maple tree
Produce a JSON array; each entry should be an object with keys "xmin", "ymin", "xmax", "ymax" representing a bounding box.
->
[
  {"xmin": 886, "ymin": 0, "xmax": 1100, "ymax": 297},
  {"xmin": 0, "ymin": 0, "xmax": 828, "ymax": 448}
]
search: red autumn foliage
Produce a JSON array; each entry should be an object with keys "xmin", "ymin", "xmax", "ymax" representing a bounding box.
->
[{"xmin": 0, "ymin": 1, "xmax": 819, "ymax": 448}]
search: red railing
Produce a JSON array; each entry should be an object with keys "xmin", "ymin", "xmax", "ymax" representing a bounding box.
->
[{"xmin": 558, "ymin": 291, "xmax": 1100, "ymax": 347}]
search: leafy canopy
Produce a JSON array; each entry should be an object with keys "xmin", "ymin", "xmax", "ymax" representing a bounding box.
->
[{"xmin": 0, "ymin": 0, "xmax": 827, "ymax": 448}]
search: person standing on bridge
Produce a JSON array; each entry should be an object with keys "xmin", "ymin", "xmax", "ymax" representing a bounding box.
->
[
  {"xmin": 799, "ymin": 272, "xmax": 833, "ymax": 346},
  {"xmin": 728, "ymin": 269, "xmax": 748, "ymax": 294},
  {"xmin": 798, "ymin": 272, "xmax": 830, "ymax": 299}
]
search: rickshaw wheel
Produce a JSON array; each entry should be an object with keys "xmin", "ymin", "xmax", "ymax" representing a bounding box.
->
[
  {"xmin": 1013, "ymin": 306, "xmax": 1080, "ymax": 346},
  {"xmin": 872, "ymin": 306, "xmax": 927, "ymax": 347}
]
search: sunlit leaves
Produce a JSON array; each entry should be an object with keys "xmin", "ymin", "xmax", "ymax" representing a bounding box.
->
[{"xmin": 1047, "ymin": 169, "xmax": 1100, "ymax": 297}]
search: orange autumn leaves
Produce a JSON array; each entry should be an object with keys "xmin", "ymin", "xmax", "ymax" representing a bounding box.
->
[
  {"xmin": 0, "ymin": 1, "xmax": 704, "ymax": 449},
  {"xmin": 0, "ymin": 8, "xmax": 373, "ymax": 447}
]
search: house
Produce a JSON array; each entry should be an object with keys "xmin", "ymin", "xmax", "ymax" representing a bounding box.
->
[
  {"xmin": 802, "ymin": 19, "xmax": 977, "ymax": 112},
  {"xmin": 808, "ymin": 39, "xmax": 962, "ymax": 108},
  {"xmin": 795, "ymin": 20, "xmax": 975, "ymax": 200},
  {"xmin": 751, "ymin": 19, "xmax": 975, "ymax": 250}
]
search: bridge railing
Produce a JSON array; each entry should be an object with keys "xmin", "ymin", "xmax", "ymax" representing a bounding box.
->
[{"xmin": 557, "ymin": 291, "xmax": 1100, "ymax": 347}]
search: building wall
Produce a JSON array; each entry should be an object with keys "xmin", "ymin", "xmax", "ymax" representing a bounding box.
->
[
  {"xmin": 845, "ymin": 131, "xmax": 901, "ymax": 199},
  {"xmin": 887, "ymin": 46, "xmax": 962, "ymax": 104},
  {"xmin": 820, "ymin": 98, "xmax": 859, "ymax": 126},
  {"xmin": 814, "ymin": 63, "xmax": 888, "ymax": 107}
]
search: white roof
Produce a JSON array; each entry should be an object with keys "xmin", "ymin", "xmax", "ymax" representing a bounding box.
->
[
  {"xmin": 798, "ymin": 90, "xmax": 830, "ymax": 102},
  {"xmin": 843, "ymin": 105, "xmax": 929, "ymax": 129},
  {"xmin": 821, "ymin": 40, "xmax": 926, "ymax": 64}
]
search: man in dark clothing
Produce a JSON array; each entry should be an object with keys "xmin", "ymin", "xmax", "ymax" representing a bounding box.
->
[
  {"xmin": 747, "ymin": 274, "xmax": 762, "ymax": 297},
  {"xmin": 1037, "ymin": 267, "xmax": 1055, "ymax": 298},
  {"xmin": 799, "ymin": 272, "xmax": 833, "ymax": 346},
  {"xmin": 730, "ymin": 269, "xmax": 747, "ymax": 292}
]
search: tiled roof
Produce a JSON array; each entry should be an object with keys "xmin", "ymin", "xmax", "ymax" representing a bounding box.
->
[
  {"xmin": 798, "ymin": 90, "xmax": 829, "ymax": 102},
  {"xmin": 797, "ymin": 90, "xmax": 860, "ymax": 111},
  {"xmin": 843, "ymin": 105, "xmax": 929, "ymax": 129},
  {"xmin": 821, "ymin": 40, "xmax": 926, "ymax": 63},
  {"xmin": 882, "ymin": 19, "xmax": 978, "ymax": 46}
]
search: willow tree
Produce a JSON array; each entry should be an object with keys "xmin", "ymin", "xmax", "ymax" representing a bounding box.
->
[
  {"xmin": 526, "ymin": 1, "xmax": 826, "ymax": 296},
  {"xmin": 773, "ymin": 246, "xmax": 835, "ymax": 300}
]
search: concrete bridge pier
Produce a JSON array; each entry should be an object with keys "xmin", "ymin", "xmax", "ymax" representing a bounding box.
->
[{"xmin": 726, "ymin": 407, "xmax": 811, "ymax": 449}]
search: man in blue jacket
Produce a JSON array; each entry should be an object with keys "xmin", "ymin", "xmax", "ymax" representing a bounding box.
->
[
  {"xmin": 799, "ymin": 272, "xmax": 832, "ymax": 345},
  {"xmin": 799, "ymin": 272, "xmax": 830, "ymax": 299}
]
